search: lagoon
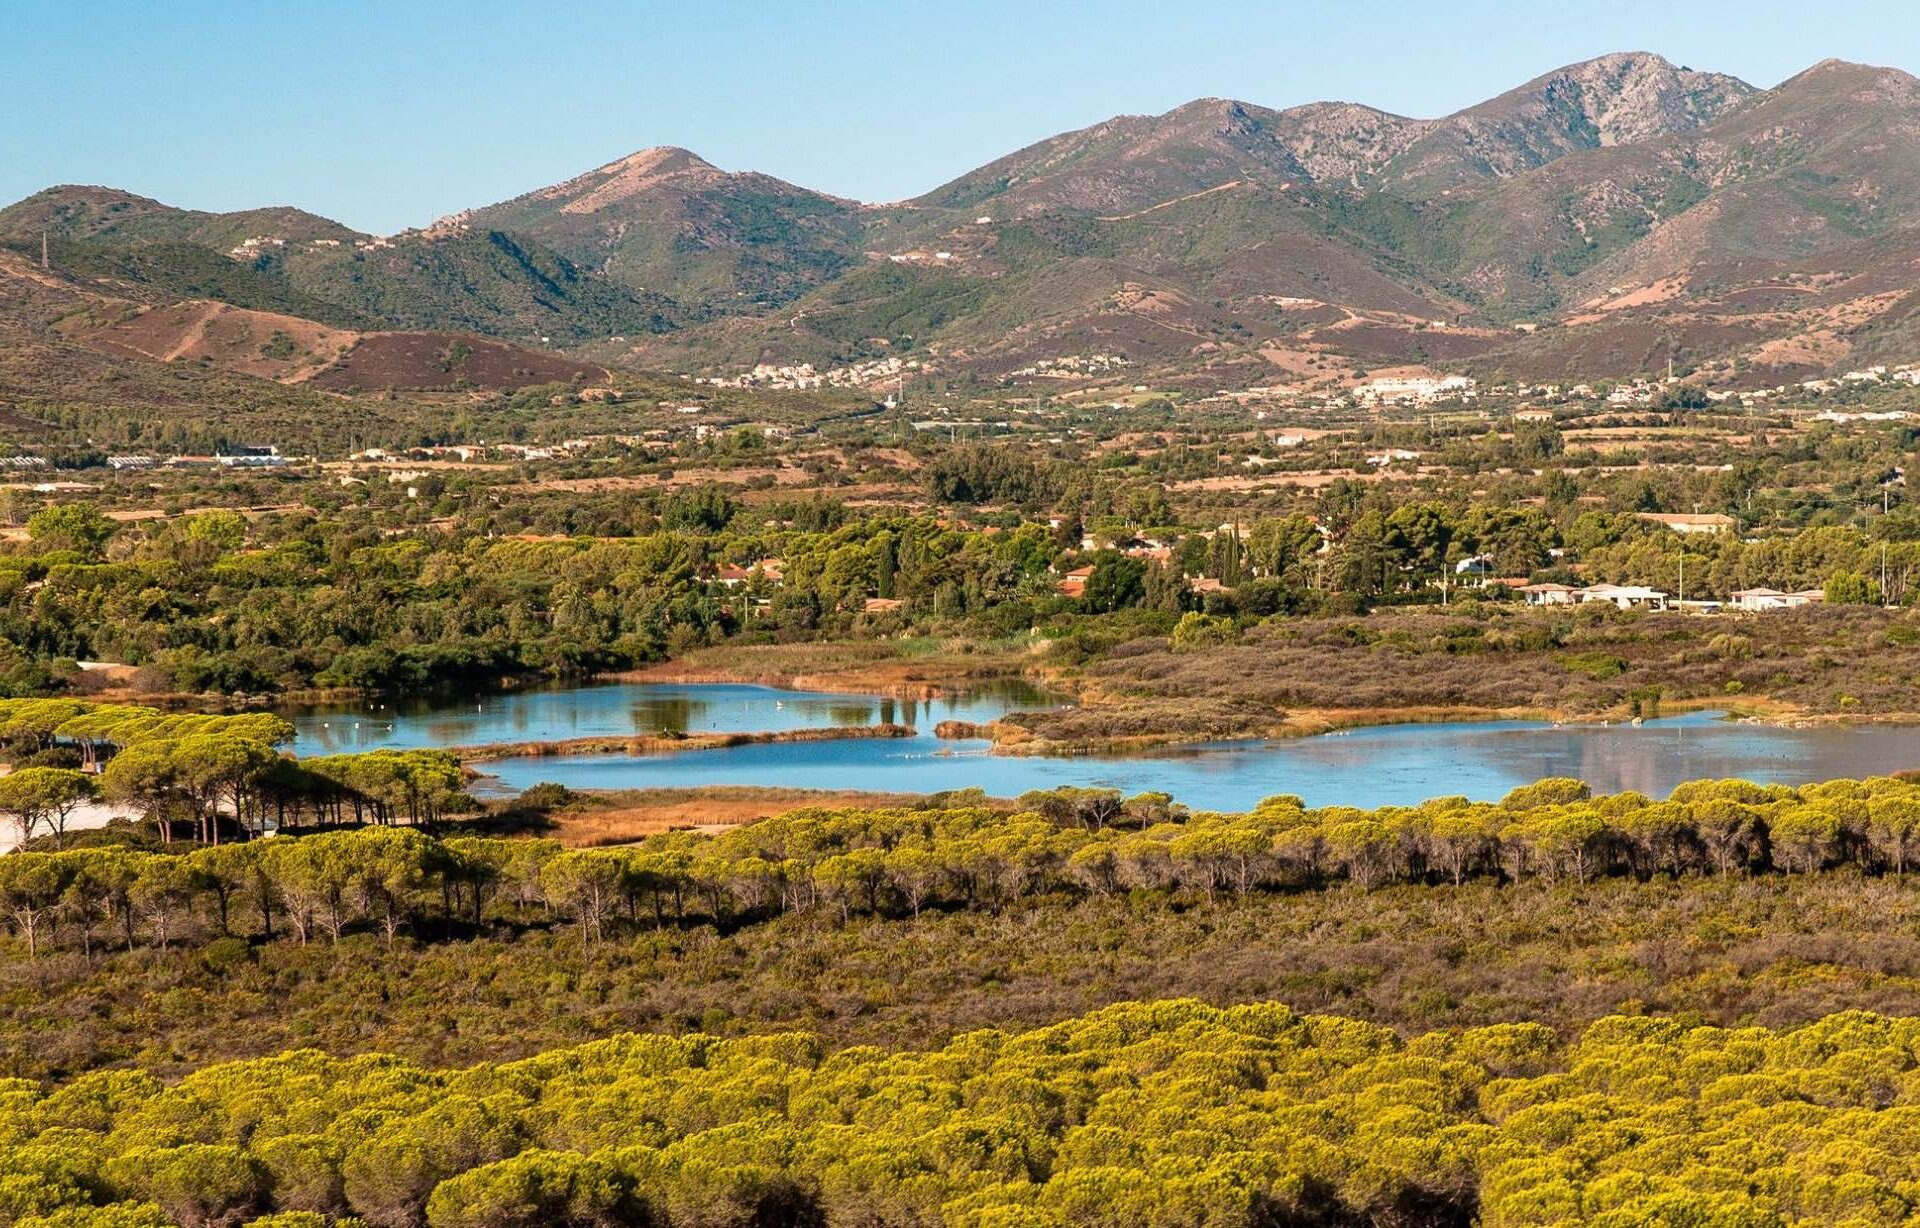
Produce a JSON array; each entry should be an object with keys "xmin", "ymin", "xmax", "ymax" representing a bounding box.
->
[
  {"xmin": 289, "ymin": 681, "xmax": 1054, "ymax": 753},
  {"xmin": 289, "ymin": 682, "xmax": 1920, "ymax": 812}
]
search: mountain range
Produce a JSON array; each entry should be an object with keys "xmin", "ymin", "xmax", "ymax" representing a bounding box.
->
[{"xmin": 9, "ymin": 51, "xmax": 1920, "ymax": 406}]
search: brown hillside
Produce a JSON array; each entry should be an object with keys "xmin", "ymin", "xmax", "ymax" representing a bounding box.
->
[
  {"xmin": 68, "ymin": 300, "xmax": 358, "ymax": 381},
  {"xmin": 306, "ymin": 333, "xmax": 609, "ymax": 392}
]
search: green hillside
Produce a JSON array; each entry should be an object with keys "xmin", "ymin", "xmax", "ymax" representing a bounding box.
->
[
  {"xmin": 276, "ymin": 229, "xmax": 687, "ymax": 343},
  {"xmin": 0, "ymin": 235, "xmax": 378, "ymax": 329}
]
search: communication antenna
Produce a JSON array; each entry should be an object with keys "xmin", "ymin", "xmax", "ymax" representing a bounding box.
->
[{"xmin": 40, "ymin": 232, "xmax": 49, "ymax": 270}]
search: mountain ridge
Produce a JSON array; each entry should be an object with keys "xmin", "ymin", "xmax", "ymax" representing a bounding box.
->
[
  {"xmin": 6, "ymin": 53, "xmax": 1920, "ymax": 394},
  {"xmin": 462, "ymin": 145, "xmax": 865, "ymax": 311}
]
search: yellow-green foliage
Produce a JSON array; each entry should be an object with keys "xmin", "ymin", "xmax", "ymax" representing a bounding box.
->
[
  {"xmin": 7, "ymin": 1001, "xmax": 1920, "ymax": 1225},
  {"xmin": 8, "ymin": 775, "xmax": 1920, "ymax": 956}
]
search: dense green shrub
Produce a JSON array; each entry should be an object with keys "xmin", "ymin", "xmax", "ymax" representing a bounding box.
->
[{"xmin": 9, "ymin": 999, "xmax": 1920, "ymax": 1226}]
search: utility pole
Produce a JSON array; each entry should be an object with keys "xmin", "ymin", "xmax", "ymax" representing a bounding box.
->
[
  {"xmin": 40, "ymin": 232, "xmax": 48, "ymax": 270},
  {"xmin": 1678, "ymin": 551, "xmax": 1685, "ymax": 609}
]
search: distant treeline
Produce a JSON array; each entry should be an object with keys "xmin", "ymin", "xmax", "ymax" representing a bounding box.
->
[
  {"xmin": 8, "ymin": 775, "xmax": 1920, "ymax": 959},
  {"xmin": 0, "ymin": 504, "xmax": 1084, "ymax": 695},
  {"xmin": 11, "ymin": 477, "xmax": 1918, "ymax": 701}
]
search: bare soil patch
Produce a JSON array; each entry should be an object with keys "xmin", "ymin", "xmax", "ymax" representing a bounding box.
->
[
  {"xmin": 308, "ymin": 332, "xmax": 608, "ymax": 392},
  {"xmin": 549, "ymin": 786, "xmax": 960, "ymax": 846}
]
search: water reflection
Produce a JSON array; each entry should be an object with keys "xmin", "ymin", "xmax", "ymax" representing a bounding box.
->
[
  {"xmin": 627, "ymin": 696, "xmax": 706, "ymax": 735},
  {"xmin": 288, "ymin": 685, "xmax": 1920, "ymax": 812},
  {"xmin": 288, "ymin": 680, "xmax": 1056, "ymax": 754}
]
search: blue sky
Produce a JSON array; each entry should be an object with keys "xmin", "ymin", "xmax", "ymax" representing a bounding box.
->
[{"xmin": 7, "ymin": 0, "xmax": 1917, "ymax": 233}]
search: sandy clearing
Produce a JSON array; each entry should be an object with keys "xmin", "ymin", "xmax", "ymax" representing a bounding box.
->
[{"xmin": 550, "ymin": 787, "xmax": 953, "ymax": 847}]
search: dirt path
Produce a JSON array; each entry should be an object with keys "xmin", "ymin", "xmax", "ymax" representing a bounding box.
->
[
  {"xmin": 1097, "ymin": 180, "xmax": 1245, "ymax": 221},
  {"xmin": 157, "ymin": 302, "xmax": 219, "ymax": 362},
  {"xmin": 1122, "ymin": 308, "xmax": 1215, "ymax": 344}
]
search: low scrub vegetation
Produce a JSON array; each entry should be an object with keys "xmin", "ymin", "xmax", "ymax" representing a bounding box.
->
[{"xmin": 1078, "ymin": 605, "xmax": 1920, "ymax": 719}]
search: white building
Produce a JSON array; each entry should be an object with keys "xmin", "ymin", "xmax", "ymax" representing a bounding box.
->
[
  {"xmin": 1455, "ymin": 554, "xmax": 1495, "ymax": 577},
  {"xmin": 1353, "ymin": 374, "xmax": 1476, "ymax": 406},
  {"xmin": 1730, "ymin": 588, "xmax": 1824, "ymax": 611},
  {"xmin": 1577, "ymin": 583, "xmax": 1669, "ymax": 610},
  {"xmin": 1366, "ymin": 448, "xmax": 1421, "ymax": 467},
  {"xmin": 1519, "ymin": 582, "xmax": 1579, "ymax": 606},
  {"xmin": 1636, "ymin": 512, "xmax": 1738, "ymax": 536}
]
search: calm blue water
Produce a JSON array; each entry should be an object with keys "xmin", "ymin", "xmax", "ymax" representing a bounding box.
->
[
  {"xmin": 289, "ymin": 684, "xmax": 1920, "ymax": 812},
  {"xmin": 288, "ymin": 681, "xmax": 1053, "ymax": 754}
]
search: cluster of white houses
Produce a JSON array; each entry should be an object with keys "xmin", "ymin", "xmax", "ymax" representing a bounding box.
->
[
  {"xmin": 106, "ymin": 446, "xmax": 287, "ymax": 471},
  {"xmin": 1519, "ymin": 582, "xmax": 1825, "ymax": 612}
]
